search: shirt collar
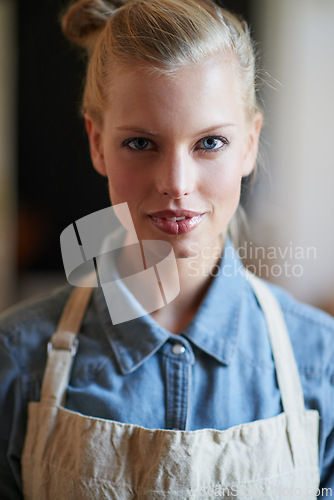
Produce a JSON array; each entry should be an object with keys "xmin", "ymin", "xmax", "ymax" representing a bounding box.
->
[
  {"xmin": 94, "ymin": 236, "xmax": 246, "ymax": 374},
  {"xmin": 182, "ymin": 238, "xmax": 246, "ymax": 365}
]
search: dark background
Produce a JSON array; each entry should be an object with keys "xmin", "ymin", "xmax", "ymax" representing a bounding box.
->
[{"xmin": 17, "ymin": 0, "xmax": 251, "ymax": 274}]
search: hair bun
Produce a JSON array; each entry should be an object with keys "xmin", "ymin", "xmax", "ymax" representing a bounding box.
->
[{"xmin": 61, "ymin": 0, "xmax": 124, "ymax": 51}]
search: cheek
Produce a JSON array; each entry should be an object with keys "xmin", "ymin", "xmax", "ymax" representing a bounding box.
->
[
  {"xmin": 105, "ymin": 164, "xmax": 139, "ymax": 205},
  {"xmin": 105, "ymin": 166, "xmax": 142, "ymax": 231},
  {"xmin": 203, "ymin": 160, "xmax": 244, "ymax": 204},
  {"xmin": 201, "ymin": 159, "xmax": 244, "ymax": 229},
  {"xmin": 107, "ymin": 175, "xmax": 128, "ymax": 203}
]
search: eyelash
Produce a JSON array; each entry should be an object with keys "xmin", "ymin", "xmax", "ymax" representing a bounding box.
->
[
  {"xmin": 121, "ymin": 135, "xmax": 229, "ymax": 153},
  {"xmin": 197, "ymin": 136, "xmax": 229, "ymax": 153}
]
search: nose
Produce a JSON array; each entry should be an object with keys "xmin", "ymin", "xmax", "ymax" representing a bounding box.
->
[{"xmin": 156, "ymin": 150, "xmax": 195, "ymax": 199}]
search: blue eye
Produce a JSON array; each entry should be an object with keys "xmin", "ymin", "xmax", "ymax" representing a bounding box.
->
[
  {"xmin": 198, "ymin": 136, "xmax": 228, "ymax": 151},
  {"xmin": 123, "ymin": 138, "xmax": 152, "ymax": 150}
]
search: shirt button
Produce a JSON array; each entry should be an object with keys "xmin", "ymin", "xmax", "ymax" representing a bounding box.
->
[{"xmin": 172, "ymin": 343, "xmax": 186, "ymax": 355}]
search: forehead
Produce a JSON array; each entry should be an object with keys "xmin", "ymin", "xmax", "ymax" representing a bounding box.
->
[{"xmin": 104, "ymin": 55, "xmax": 245, "ymax": 130}]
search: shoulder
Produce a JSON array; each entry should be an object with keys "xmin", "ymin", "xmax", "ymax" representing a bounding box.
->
[
  {"xmin": 0, "ymin": 285, "xmax": 73, "ymax": 369},
  {"xmin": 259, "ymin": 280, "xmax": 334, "ymax": 475},
  {"xmin": 259, "ymin": 278, "xmax": 334, "ymax": 375}
]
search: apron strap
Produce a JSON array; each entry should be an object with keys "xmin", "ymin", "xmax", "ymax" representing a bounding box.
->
[
  {"xmin": 40, "ymin": 268, "xmax": 305, "ymax": 414},
  {"xmin": 246, "ymin": 270, "xmax": 305, "ymax": 414},
  {"xmin": 40, "ymin": 274, "xmax": 95, "ymax": 406}
]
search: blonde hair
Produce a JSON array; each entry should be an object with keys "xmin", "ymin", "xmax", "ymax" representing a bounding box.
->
[{"xmin": 62, "ymin": 0, "xmax": 259, "ymax": 125}]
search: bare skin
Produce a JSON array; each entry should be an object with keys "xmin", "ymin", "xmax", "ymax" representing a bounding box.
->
[{"xmin": 85, "ymin": 56, "xmax": 262, "ymax": 333}]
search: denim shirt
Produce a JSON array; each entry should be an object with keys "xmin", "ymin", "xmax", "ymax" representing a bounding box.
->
[{"xmin": 0, "ymin": 240, "xmax": 333, "ymax": 498}]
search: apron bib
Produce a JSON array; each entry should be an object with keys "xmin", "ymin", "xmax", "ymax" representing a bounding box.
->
[{"xmin": 21, "ymin": 271, "xmax": 320, "ymax": 499}]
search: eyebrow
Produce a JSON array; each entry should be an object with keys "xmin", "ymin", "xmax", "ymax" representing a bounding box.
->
[
  {"xmin": 115, "ymin": 126, "xmax": 158, "ymax": 137},
  {"xmin": 115, "ymin": 123, "xmax": 236, "ymax": 136},
  {"xmin": 197, "ymin": 123, "xmax": 236, "ymax": 135}
]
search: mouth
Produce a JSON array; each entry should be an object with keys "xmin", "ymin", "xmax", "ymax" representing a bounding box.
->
[{"xmin": 148, "ymin": 210, "xmax": 205, "ymax": 235}]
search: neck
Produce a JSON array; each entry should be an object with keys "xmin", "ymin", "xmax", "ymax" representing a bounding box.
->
[
  {"xmin": 117, "ymin": 234, "xmax": 225, "ymax": 334},
  {"xmin": 151, "ymin": 237, "xmax": 225, "ymax": 333}
]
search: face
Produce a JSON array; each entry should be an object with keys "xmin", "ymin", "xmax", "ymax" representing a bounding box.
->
[{"xmin": 86, "ymin": 56, "xmax": 262, "ymax": 260}]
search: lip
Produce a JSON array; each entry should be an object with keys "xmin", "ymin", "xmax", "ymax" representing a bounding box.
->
[
  {"xmin": 148, "ymin": 209, "xmax": 205, "ymax": 235},
  {"xmin": 149, "ymin": 209, "xmax": 203, "ymax": 218}
]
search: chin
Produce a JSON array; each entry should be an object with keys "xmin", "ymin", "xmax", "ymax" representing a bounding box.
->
[
  {"xmin": 174, "ymin": 250, "xmax": 194, "ymax": 260},
  {"xmin": 171, "ymin": 241, "xmax": 200, "ymax": 260}
]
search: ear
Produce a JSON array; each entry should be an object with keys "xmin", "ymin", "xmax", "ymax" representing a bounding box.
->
[
  {"xmin": 242, "ymin": 111, "xmax": 263, "ymax": 177},
  {"xmin": 85, "ymin": 115, "xmax": 107, "ymax": 177}
]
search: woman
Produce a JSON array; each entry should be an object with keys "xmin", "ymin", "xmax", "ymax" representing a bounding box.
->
[{"xmin": 0, "ymin": 0, "xmax": 333, "ymax": 498}]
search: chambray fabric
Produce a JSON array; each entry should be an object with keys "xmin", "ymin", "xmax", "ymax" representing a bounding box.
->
[
  {"xmin": 21, "ymin": 271, "xmax": 320, "ymax": 499},
  {"xmin": 0, "ymin": 239, "xmax": 333, "ymax": 498}
]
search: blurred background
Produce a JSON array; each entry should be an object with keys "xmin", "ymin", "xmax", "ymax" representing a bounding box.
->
[{"xmin": 0, "ymin": 0, "xmax": 333, "ymax": 315}]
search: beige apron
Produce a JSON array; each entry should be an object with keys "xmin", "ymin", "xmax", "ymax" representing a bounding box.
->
[{"xmin": 22, "ymin": 272, "xmax": 320, "ymax": 499}]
